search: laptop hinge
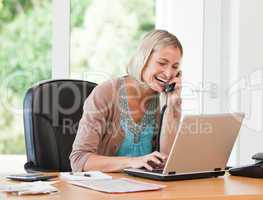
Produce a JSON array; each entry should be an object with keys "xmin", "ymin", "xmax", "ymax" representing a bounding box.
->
[{"xmin": 214, "ymin": 168, "xmax": 222, "ymax": 171}]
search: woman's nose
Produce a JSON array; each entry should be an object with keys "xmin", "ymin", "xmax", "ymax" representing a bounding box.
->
[{"xmin": 163, "ymin": 67, "xmax": 175, "ymax": 80}]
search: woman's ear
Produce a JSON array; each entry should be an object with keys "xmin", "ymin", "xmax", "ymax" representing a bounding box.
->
[{"xmin": 176, "ymin": 70, "xmax": 182, "ymax": 78}]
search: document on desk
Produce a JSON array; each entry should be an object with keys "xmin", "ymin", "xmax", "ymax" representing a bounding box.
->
[
  {"xmin": 0, "ymin": 181, "xmax": 58, "ymax": 195},
  {"xmin": 69, "ymin": 178, "xmax": 166, "ymax": 193},
  {"xmin": 60, "ymin": 171, "xmax": 112, "ymax": 181}
]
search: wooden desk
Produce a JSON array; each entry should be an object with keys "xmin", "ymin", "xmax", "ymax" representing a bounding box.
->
[{"xmin": 1, "ymin": 173, "xmax": 263, "ymax": 200}]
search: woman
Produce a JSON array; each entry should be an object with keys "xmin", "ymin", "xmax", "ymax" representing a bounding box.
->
[{"xmin": 70, "ymin": 29, "xmax": 183, "ymax": 172}]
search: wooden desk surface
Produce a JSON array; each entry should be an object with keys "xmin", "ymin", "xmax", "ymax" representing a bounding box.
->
[{"xmin": 1, "ymin": 173, "xmax": 263, "ymax": 200}]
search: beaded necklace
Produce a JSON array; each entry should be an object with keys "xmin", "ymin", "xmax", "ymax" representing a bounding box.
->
[{"xmin": 119, "ymin": 78, "xmax": 159, "ymax": 144}]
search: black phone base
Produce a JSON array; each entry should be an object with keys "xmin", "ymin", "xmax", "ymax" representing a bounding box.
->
[
  {"xmin": 229, "ymin": 163, "xmax": 263, "ymax": 178},
  {"xmin": 229, "ymin": 152, "xmax": 263, "ymax": 178}
]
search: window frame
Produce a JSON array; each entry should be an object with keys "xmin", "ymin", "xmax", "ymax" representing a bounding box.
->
[{"xmin": 52, "ymin": 0, "xmax": 70, "ymax": 79}]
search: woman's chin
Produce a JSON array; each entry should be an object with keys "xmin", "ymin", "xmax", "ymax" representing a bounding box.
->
[
  {"xmin": 143, "ymin": 82, "xmax": 163, "ymax": 93},
  {"xmin": 152, "ymin": 85, "xmax": 163, "ymax": 93}
]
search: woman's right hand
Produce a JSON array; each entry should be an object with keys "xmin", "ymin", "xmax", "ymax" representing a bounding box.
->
[{"xmin": 129, "ymin": 151, "xmax": 167, "ymax": 171}]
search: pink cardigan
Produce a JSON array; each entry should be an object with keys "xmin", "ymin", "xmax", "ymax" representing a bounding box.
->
[{"xmin": 69, "ymin": 77, "xmax": 160, "ymax": 172}]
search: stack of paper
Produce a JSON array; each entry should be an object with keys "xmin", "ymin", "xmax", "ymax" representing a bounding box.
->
[
  {"xmin": 0, "ymin": 181, "xmax": 58, "ymax": 195},
  {"xmin": 69, "ymin": 178, "xmax": 166, "ymax": 193},
  {"xmin": 60, "ymin": 171, "xmax": 112, "ymax": 181}
]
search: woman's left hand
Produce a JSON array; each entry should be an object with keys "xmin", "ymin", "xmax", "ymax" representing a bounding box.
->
[
  {"xmin": 166, "ymin": 71, "xmax": 182, "ymax": 118},
  {"xmin": 160, "ymin": 71, "xmax": 182, "ymax": 155}
]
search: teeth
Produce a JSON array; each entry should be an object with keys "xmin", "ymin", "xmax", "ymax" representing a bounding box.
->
[{"xmin": 155, "ymin": 76, "xmax": 167, "ymax": 83}]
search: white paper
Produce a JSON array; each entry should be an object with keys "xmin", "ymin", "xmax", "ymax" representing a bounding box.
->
[
  {"xmin": 69, "ymin": 178, "xmax": 166, "ymax": 193},
  {"xmin": 60, "ymin": 171, "xmax": 112, "ymax": 181},
  {"xmin": 0, "ymin": 181, "xmax": 58, "ymax": 195}
]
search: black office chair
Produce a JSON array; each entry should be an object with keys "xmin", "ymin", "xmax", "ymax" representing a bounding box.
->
[{"xmin": 23, "ymin": 79, "xmax": 97, "ymax": 172}]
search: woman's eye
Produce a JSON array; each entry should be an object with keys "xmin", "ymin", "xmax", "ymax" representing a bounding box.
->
[
  {"xmin": 172, "ymin": 65, "xmax": 179, "ymax": 70},
  {"xmin": 158, "ymin": 62, "xmax": 166, "ymax": 66}
]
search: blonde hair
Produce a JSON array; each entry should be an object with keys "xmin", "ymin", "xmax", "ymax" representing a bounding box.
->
[{"xmin": 126, "ymin": 29, "xmax": 183, "ymax": 84}]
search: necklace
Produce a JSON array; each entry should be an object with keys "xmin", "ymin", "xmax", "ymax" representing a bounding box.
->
[{"xmin": 119, "ymin": 78, "xmax": 159, "ymax": 143}]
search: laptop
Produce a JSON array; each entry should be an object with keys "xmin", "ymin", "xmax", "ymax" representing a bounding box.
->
[{"xmin": 124, "ymin": 113, "xmax": 245, "ymax": 181}]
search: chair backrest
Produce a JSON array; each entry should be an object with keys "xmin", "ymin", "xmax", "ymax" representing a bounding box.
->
[{"xmin": 23, "ymin": 79, "xmax": 97, "ymax": 172}]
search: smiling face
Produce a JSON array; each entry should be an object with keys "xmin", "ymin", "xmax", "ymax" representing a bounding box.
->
[{"xmin": 142, "ymin": 46, "xmax": 182, "ymax": 93}]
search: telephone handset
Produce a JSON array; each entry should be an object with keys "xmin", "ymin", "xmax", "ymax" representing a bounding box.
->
[
  {"xmin": 164, "ymin": 82, "xmax": 176, "ymax": 93},
  {"xmin": 156, "ymin": 82, "xmax": 176, "ymax": 152},
  {"xmin": 229, "ymin": 152, "xmax": 263, "ymax": 178},
  {"xmin": 164, "ymin": 70, "xmax": 181, "ymax": 93}
]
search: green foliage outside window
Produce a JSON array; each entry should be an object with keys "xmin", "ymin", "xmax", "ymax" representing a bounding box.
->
[
  {"xmin": 0, "ymin": 0, "xmax": 155, "ymax": 154},
  {"xmin": 0, "ymin": 0, "xmax": 51, "ymax": 154},
  {"xmin": 70, "ymin": 0, "xmax": 155, "ymax": 82}
]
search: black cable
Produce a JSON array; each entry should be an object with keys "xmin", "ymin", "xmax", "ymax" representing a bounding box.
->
[
  {"xmin": 156, "ymin": 82, "xmax": 175, "ymax": 152},
  {"xmin": 156, "ymin": 104, "xmax": 167, "ymax": 152}
]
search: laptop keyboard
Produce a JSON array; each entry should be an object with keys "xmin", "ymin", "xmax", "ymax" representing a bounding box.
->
[
  {"xmin": 151, "ymin": 169, "xmax": 164, "ymax": 173},
  {"xmin": 141, "ymin": 167, "xmax": 164, "ymax": 174},
  {"xmin": 145, "ymin": 160, "xmax": 165, "ymax": 173}
]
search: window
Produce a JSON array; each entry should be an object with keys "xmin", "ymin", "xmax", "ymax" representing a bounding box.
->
[
  {"xmin": 70, "ymin": 0, "xmax": 155, "ymax": 83},
  {"xmin": 0, "ymin": 0, "xmax": 51, "ymax": 160},
  {"xmin": 0, "ymin": 0, "xmax": 154, "ymax": 171}
]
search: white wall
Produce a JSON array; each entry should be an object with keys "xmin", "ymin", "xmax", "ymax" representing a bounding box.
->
[
  {"xmin": 156, "ymin": 0, "xmax": 263, "ymax": 166},
  {"xmin": 156, "ymin": 0, "xmax": 204, "ymax": 114},
  {"xmin": 234, "ymin": 0, "xmax": 263, "ymax": 165},
  {"xmin": 215, "ymin": 0, "xmax": 263, "ymax": 165}
]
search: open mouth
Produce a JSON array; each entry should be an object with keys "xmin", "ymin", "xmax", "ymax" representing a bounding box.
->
[{"xmin": 154, "ymin": 76, "xmax": 168, "ymax": 85}]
